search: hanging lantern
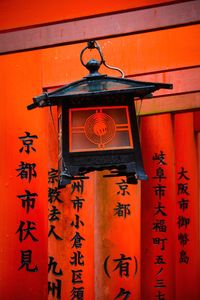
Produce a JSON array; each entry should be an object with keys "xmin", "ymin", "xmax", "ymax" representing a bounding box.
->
[{"xmin": 27, "ymin": 41, "xmax": 172, "ymax": 185}]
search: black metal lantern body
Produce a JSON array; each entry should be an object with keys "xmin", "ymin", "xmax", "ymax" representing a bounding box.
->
[
  {"xmin": 28, "ymin": 60, "xmax": 172, "ymax": 186},
  {"xmin": 58, "ymin": 92, "xmax": 144, "ymax": 186}
]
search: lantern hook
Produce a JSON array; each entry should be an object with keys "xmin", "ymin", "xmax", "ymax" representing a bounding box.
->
[{"xmin": 80, "ymin": 40, "xmax": 125, "ymax": 78}]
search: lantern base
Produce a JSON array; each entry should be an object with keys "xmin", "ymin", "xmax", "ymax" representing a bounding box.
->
[{"xmin": 58, "ymin": 164, "xmax": 148, "ymax": 187}]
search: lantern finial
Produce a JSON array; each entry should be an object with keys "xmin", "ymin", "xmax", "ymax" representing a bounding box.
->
[{"xmin": 85, "ymin": 59, "xmax": 101, "ymax": 77}]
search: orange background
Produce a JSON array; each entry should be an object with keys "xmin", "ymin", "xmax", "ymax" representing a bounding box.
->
[
  {"xmin": 0, "ymin": 1, "xmax": 199, "ymax": 299},
  {"xmin": 0, "ymin": 0, "xmax": 179, "ymax": 30}
]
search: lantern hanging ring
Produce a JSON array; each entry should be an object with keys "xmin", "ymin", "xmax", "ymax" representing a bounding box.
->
[{"xmin": 80, "ymin": 40, "xmax": 125, "ymax": 78}]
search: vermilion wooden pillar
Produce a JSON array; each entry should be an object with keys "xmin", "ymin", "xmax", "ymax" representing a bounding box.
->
[
  {"xmin": 95, "ymin": 172, "xmax": 141, "ymax": 300},
  {"xmin": 196, "ymin": 131, "xmax": 200, "ymax": 288},
  {"xmin": 174, "ymin": 112, "xmax": 199, "ymax": 300},
  {"xmin": 140, "ymin": 114, "xmax": 176, "ymax": 300},
  {"xmin": 47, "ymin": 107, "xmax": 95, "ymax": 300},
  {"xmin": 0, "ymin": 52, "xmax": 48, "ymax": 300},
  {"xmin": 47, "ymin": 112, "xmax": 141, "ymax": 300}
]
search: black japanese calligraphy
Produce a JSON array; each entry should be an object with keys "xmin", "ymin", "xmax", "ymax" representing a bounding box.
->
[
  {"xmin": 177, "ymin": 166, "xmax": 191, "ymax": 265},
  {"xmin": 48, "ymin": 256, "xmax": 63, "ymax": 276},
  {"xmin": 48, "ymin": 187, "xmax": 63, "ymax": 204},
  {"xmin": 177, "ymin": 183, "xmax": 190, "ymax": 195},
  {"xmin": 17, "ymin": 190, "xmax": 37, "ymax": 213},
  {"xmin": 71, "ymin": 215, "xmax": 84, "ymax": 229},
  {"xmin": 16, "ymin": 220, "xmax": 38, "ymax": 242},
  {"xmin": 19, "ymin": 132, "xmax": 38, "ymax": 154},
  {"xmin": 71, "ymin": 197, "xmax": 85, "ymax": 212},
  {"xmin": 48, "ymin": 279, "xmax": 62, "ymax": 299},
  {"xmin": 48, "ymin": 225, "xmax": 63, "ymax": 240},
  {"xmin": 114, "ymin": 203, "xmax": 131, "ymax": 218},
  {"xmin": 152, "ymin": 237, "xmax": 167, "ymax": 251},
  {"xmin": 178, "ymin": 198, "xmax": 189, "ymax": 212},
  {"xmin": 154, "ymin": 255, "xmax": 166, "ymax": 265},
  {"xmin": 113, "ymin": 254, "xmax": 132, "ymax": 278},
  {"xmin": 48, "ymin": 205, "xmax": 61, "ymax": 222},
  {"xmin": 152, "ymin": 151, "xmax": 167, "ymax": 165},
  {"xmin": 154, "ymin": 202, "xmax": 167, "ymax": 216},
  {"xmin": 71, "ymin": 287, "xmax": 84, "ymax": 300},
  {"xmin": 177, "ymin": 167, "xmax": 190, "ymax": 181},
  {"xmin": 114, "ymin": 288, "xmax": 131, "ymax": 300},
  {"xmin": 153, "ymin": 184, "xmax": 166, "ymax": 200},
  {"xmin": 18, "ymin": 249, "xmax": 38, "ymax": 272},
  {"xmin": 71, "ymin": 180, "xmax": 84, "ymax": 195},
  {"xmin": 153, "ymin": 219, "xmax": 167, "ymax": 232},
  {"xmin": 152, "ymin": 167, "xmax": 166, "ymax": 182},
  {"xmin": 16, "ymin": 162, "xmax": 37, "ymax": 182},
  {"xmin": 178, "ymin": 233, "xmax": 189, "ymax": 246},
  {"xmin": 71, "ymin": 232, "xmax": 85, "ymax": 249},
  {"xmin": 71, "ymin": 269, "xmax": 83, "ymax": 285},
  {"xmin": 179, "ymin": 250, "xmax": 189, "ymax": 264},
  {"xmin": 70, "ymin": 251, "xmax": 84, "ymax": 267},
  {"xmin": 48, "ymin": 168, "xmax": 59, "ymax": 184},
  {"xmin": 177, "ymin": 216, "xmax": 190, "ymax": 229},
  {"xmin": 155, "ymin": 290, "xmax": 165, "ymax": 300},
  {"xmin": 152, "ymin": 150, "xmax": 168, "ymax": 298},
  {"xmin": 17, "ymin": 131, "xmax": 39, "ymax": 274},
  {"xmin": 116, "ymin": 179, "xmax": 130, "ymax": 196}
]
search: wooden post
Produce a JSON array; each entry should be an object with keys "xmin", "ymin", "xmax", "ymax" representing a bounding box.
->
[
  {"xmin": 94, "ymin": 172, "xmax": 141, "ymax": 299},
  {"xmin": 174, "ymin": 112, "xmax": 199, "ymax": 300},
  {"xmin": 140, "ymin": 114, "xmax": 176, "ymax": 299}
]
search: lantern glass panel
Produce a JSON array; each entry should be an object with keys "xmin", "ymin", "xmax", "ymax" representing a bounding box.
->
[{"xmin": 69, "ymin": 106, "xmax": 133, "ymax": 152}]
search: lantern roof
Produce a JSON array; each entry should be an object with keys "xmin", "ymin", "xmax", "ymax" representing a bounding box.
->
[{"xmin": 28, "ymin": 59, "xmax": 172, "ymax": 110}]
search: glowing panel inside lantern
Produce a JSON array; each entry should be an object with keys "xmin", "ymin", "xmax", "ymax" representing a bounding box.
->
[{"xmin": 69, "ymin": 106, "xmax": 133, "ymax": 152}]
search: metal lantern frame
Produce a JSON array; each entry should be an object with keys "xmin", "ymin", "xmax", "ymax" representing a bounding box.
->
[{"xmin": 28, "ymin": 41, "xmax": 172, "ymax": 186}]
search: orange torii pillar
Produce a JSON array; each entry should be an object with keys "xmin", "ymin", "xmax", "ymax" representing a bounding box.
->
[
  {"xmin": 94, "ymin": 173, "xmax": 141, "ymax": 300},
  {"xmin": 140, "ymin": 114, "xmax": 176, "ymax": 300},
  {"xmin": 47, "ymin": 107, "xmax": 95, "ymax": 300},
  {"xmin": 0, "ymin": 53, "xmax": 48, "ymax": 300},
  {"xmin": 174, "ymin": 112, "xmax": 199, "ymax": 300}
]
